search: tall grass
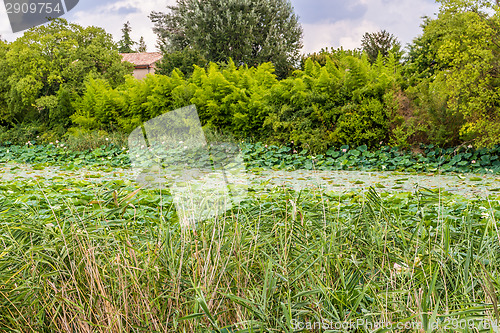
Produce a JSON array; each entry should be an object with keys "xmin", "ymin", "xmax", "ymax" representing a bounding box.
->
[
  {"xmin": 0, "ymin": 185, "xmax": 499, "ymax": 332},
  {"xmin": 64, "ymin": 129, "xmax": 129, "ymax": 151}
]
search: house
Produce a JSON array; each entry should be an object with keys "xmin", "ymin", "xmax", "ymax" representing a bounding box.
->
[{"xmin": 119, "ymin": 52, "xmax": 163, "ymax": 80}]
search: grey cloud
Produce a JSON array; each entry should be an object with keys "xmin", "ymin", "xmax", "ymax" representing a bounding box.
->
[
  {"xmin": 291, "ymin": 0, "xmax": 367, "ymax": 24},
  {"xmin": 69, "ymin": 0, "xmax": 115, "ymax": 12},
  {"xmin": 113, "ymin": 6, "xmax": 139, "ymax": 15}
]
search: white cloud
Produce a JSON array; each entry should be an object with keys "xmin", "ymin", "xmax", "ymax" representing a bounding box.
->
[
  {"xmin": 0, "ymin": 8, "xmax": 14, "ymax": 38},
  {"xmin": 302, "ymin": 19, "xmax": 379, "ymax": 53},
  {"xmin": 68, "ymin": 0, "xmax": 173, "ymax": 51},
  {"xmin": 0, "ymin": 0, "xmax": 173, "ymax": 50},
  {"xmin": 300, "ymin": 0, "xmax": 439, "ymax": 54}
]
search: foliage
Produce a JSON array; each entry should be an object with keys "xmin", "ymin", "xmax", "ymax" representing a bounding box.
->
[
  {"xmin": 299, "ymin": 47, "xmax": 363, "ymax": 69},
  {"xmin": 70, "ymin": 52, "xmax": 405, "ymax": 153},
  {"xmin": 156, "ymin": 48, "xmax": 207, "ymax": 76},
  {"xmin": 0, "ymin": 39, "xmax": 11, "ymax": 126},
  {"xmin": 118, "ymin": 21, "xmax": 136, "ymax": 53},
  {"xmin": 0, "ymin": 19, "xmax": 132, "ymax": 130},
  {"xmin": 150, "ymin": 0, "xmax": 303, "ymax": 78},
  {"xmin": 403, "ymin": 78, "xmax": 465, "ymax": 146},
  {"xmin": 403, "ymin": 16, "xmax": 448, "ymax": 85},
  {"xmin": 264, "ymin": 53, "xmax": 402, "ymax": 152},
  {"xmin": 71, "ymin": 60, "xmax": 277, "ymax": 139},
  {"xmin": 404, "ymin": 0, "xmax": 500, "ymax": 147},
  {"xmin": 3, "ymin": 139, "xmax": 500, "ymax": 175},
  {"xmin": 1, "ymin": 164, "xmax": 500, "ymax": 331},
  {"xmin": 361, "ymin": 30, "xmax": 402, "ymax": 64},
  {"xmin": 137, "ymin": 36, "xmax": 147, "ymax": 52}
]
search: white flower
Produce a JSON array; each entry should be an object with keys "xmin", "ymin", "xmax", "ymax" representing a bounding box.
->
[
  {"xmin": 55, "ymin": 140, "xmax": 59, "ymax": 143},
  {"xmin": 105, "ymin": 138, "xmax": 109, "ymax": 141},
  {"xmin": 414, "ymin": 257, "xmax": 422, "ymax": 266},
  {"xmin": 393, "ymin": 262, "xmax": 408, "ymax": 274}
]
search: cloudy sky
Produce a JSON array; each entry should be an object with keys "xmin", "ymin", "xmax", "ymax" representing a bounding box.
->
[{"xmin": 0, "ymin": 0, "xmax": 440, "ymax": 54}]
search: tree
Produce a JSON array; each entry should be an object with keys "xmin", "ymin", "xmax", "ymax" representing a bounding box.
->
[
  {"xmin": 149, "ymin": 0, "xmax": 303, "ymax": 78},
  {"xmin": 361, "ymin": 30, "xmax": 402, "ymax": 63},
  {"xmin": 118, "ymin": 21, "xmax": 136, "ymax": 53},
  {"xmin": 2, "ymin": 19, "xmax": 132, "ymax": 127},
  {"xmin": 0, "ymin": 39, "xmax": 11, "ymax": 125},
  {"xmin": 156, "ymin": 48, "xmax": 207, "ymax": 76},
  {"xmin": 300, "ymin": 47, "xmax": 363, "ymax": 69},
  {"xmin": 404, "ymin": 0, "xmax": 500, "ymax": 146},
  {"xmin": 137, "ymin": 36, "xmax": 147, "ymax": 52}
]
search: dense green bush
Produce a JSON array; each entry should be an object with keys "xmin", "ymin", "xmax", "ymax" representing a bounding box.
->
[
  {"xmin": 71, "ymin": 53, "xmax": 403, "ymax": 153},
  {"xmin": 265, "ymin": 53, "xmax": 401, "ymax": 151}
]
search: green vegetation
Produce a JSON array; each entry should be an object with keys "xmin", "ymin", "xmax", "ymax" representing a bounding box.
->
[
  {"xmin": 1, "ymin": 1, "xmax": 500, "ymax": 151},
  {"xmin": 117, "ymin": 21, "xmax": 136, "ymax": 53},
  {"xmin": 1, "ymin": 164, "xmax": 500, "ymax": 331},
  {"xmin": 68, "ymin": 53, "xmax": 402, "ymax": 153},
  {"xmin": 0, "ymin": 19, "xmax": 132, "ymax": 141},
  {"xmin": 2, "ymin": 141, "xmax": 500, "ymax": 175},
  {"xmin": 150, "ymin": 0, "xmax": 303, "ymax": 78},
  {"xmin": 2, "ymin": 1, "xmax": 500, "ymax": 331},
  {"xmin": 361, "ymin": 30, "xmax": 403, "ymax": 63}
]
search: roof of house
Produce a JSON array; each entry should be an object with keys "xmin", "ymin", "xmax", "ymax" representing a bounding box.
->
[{"xmin": 119, "ymin": 52, "xmax": 163, "ymax": 67}]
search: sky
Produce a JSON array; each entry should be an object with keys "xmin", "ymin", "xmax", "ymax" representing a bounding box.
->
[{"xmin": 0, "ymin": 0, "xmax": 440, "ymax": 54}]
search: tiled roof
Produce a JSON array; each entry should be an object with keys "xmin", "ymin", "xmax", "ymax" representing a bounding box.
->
[{"xmin": 119, "ymin": 52, "xmax": 163, "ymax": 66}]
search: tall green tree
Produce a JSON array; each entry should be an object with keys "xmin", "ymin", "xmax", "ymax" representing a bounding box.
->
[
  {"xmin": 118, "ymin": 21, "xmax": 136, "ymax": 53},
  {"xmin": 361, "ymin": 30, "xmax": 402, "ymax": 63},
  {"xmin": 2, "ymin": 19, "xmax": 132, "ymax": 126},
  {"xmin": 404, "ymin": 0, "xmax": 500, "ymax": 146},
  {"xmin": 149, "ymin": 0, "xmax": 303, "ymax": 78},
  {"xmin": 137, "ymin": 36, "xmax": 147, "ymax": 52}
]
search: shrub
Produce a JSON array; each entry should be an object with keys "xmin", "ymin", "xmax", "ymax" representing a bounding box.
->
[{"xmin": 71, "ymin": 53, "xmax": 403, "ymax": 154}]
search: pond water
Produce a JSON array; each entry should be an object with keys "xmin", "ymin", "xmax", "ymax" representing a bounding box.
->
[{"xmin": 1, "ymin": 162, "xmax": 500, "ymax": 198}]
